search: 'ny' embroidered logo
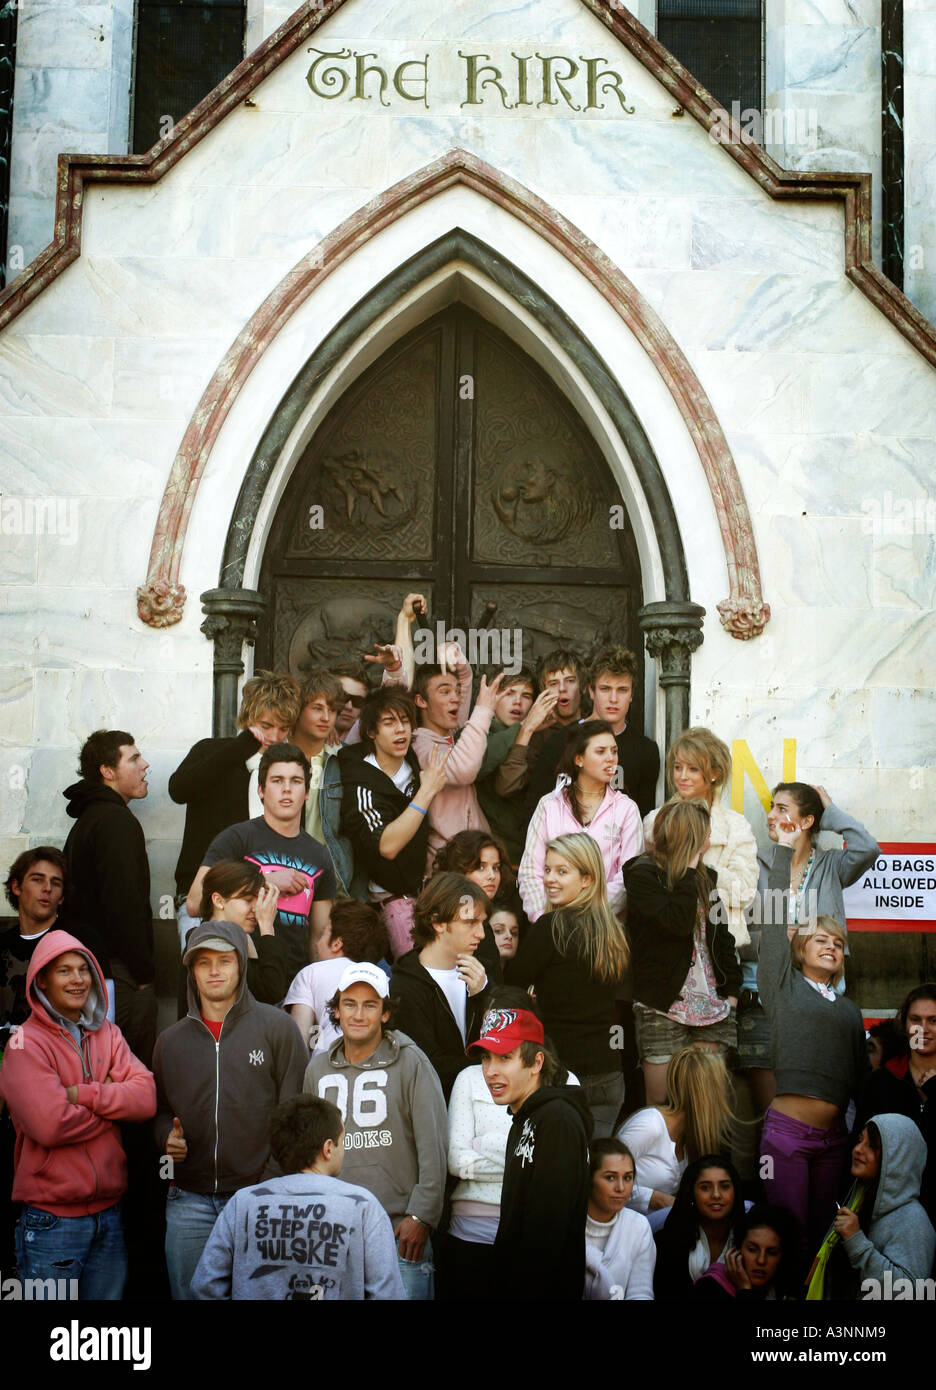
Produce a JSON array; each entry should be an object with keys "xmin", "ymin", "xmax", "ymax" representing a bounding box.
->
[{"xmin": 248, "ymin": 1049, "xmax": 265, "ymax": 1066}]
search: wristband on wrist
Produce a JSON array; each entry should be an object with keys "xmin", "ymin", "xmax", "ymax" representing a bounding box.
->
[
  {"xmin": 410, "ymin": 803, "xmax": 428, "ymax": 815},
  {"xmin": 406, "ymin": 1214, "xmax": 427, "ymax": 1228}
]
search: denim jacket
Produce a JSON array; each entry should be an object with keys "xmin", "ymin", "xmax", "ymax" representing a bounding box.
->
[{"xmin": 320, "ymin": 750, "xmax": 366, "ymax": 899}]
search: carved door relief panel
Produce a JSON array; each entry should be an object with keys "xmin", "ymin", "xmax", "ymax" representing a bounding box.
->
[{"xmin": 258, "ymin": 307, "xmax": 642, "ymax": 698}]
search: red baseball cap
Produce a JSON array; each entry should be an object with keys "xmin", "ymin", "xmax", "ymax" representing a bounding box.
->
[{"xmin": 467, "ymin": 1007, "xmax": 544, "ymax": 1056}]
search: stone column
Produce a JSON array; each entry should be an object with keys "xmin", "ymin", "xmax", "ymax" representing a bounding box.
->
[
  {"xmin": 200, "ymin": 588, "xmax": 267, "ymax": 738},
  {"xmin": 639, "ymin": 600, "xmax": 705, "ymax": 753}
]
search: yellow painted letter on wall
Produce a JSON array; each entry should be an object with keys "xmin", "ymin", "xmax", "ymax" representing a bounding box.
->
[{"xmin": 731, "ymin": 739, "xmax": 797, "ymax": 813}]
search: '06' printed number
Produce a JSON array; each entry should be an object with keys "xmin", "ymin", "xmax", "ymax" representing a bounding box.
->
[{"xmin": 316, "ymin": 1070, "xmax": 389, "ymax": 1127}]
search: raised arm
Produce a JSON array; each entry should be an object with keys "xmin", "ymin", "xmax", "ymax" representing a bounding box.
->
[
  {"xmin": 814, "ymin": 790, "xmax": 880, "ymax": 885},
  {"xmin": 168, "ymin": 732, "xmax": 260, "ymax": 805},
  {"xmin": 756, "ymin": 841, "xmax": 794, "ymax": 1008},
  {"xmin": 517, "ymin": 797, "xmax": 550, "ymax": 923}
]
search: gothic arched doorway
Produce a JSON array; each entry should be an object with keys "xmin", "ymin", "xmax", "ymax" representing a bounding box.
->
[{"xmin": 256, "ymin": 305, "xmax": 645, "ymax": 703}]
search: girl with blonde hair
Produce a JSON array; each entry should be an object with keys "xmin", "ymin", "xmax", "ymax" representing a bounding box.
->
[
  {"xmin": 644, "ymin": 727, "xmax": 757, "ymax": 949},
  {"xmin": 518, "ymin": 721, "xmax": 643, "ymax": 923},
  {"xmin": 623, "ymin": 798, "xmax": 742, "ymax": 1106},
  {"xmin": 507, "ymin": 832, "xmax": 629, "ymax": 1135},
  {"xmin": 758, "ymin": 820, "xmax": 868, "ymax": 1254},
  {"xmin": 617, "ymin": 1047, "xmax": 735, "ymax": 1229}
]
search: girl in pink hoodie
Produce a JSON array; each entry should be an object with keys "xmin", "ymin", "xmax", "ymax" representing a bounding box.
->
[{"xmin": 518, "ymin": 721, "xmax": 644, "ymax": 923}]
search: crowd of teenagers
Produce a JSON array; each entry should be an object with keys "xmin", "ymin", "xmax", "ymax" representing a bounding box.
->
[{"xmin": 0, "ymin": 591, "xmax": 934, "ymax": 1303}]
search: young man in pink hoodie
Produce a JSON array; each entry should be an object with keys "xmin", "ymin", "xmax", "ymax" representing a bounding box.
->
[
  {"xmin": 410, "ymin": 644, "xmax": 504, "ymax": 875},
  {"xmin": 0, "ymin": 929, "xmax": 156, "ymax": 1299}
]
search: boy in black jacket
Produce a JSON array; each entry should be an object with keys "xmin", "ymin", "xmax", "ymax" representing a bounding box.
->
[
  {"xmin": 62, "ymin": 729, "xmax": 156, "ymax": 1064},
  {"xmin": 468, "ymin": 1003, "xmax": 592, "ymax": 1299},
  {"xmin": 168, "ymin": 671, "xmax": 301, "ymax": 903},
  {"xmin": 391, "ymin": 874, "xmax": 493, "ymax": 1101},
  {"xmin": 338, "ymin": 688, "xmax": 448, "ymax": 959}
]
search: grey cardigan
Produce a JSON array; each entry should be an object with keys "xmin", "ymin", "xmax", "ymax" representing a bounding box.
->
[
  {"xmin": 757, "ymin": 844, "xmax": 869, "ymax": 1110},
  {"xmin": 742, "ymin": 802, "xmax": 879, "ymax": 974}
]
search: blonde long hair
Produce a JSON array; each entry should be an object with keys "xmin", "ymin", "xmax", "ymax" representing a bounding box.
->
[
  {"xmin": 650, "ymin": 796, "xmax": 711, "ymax": 914},
  {"xmin": 545, "ymin": 833, "xmax": 629, "ymax": 985},
  {"xmin": 660, "ymin": 1048, "xmax": 735, "ymax": 1161},
  {"xmin": 665, "ymin": 727, "xmax": 731, "ymax": 797}
]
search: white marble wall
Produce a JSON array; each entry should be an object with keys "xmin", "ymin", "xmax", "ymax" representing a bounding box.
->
[
  {"xmin": 1, "ymin": 0, "xmax": 934, "ymax": 900},
  {"xmin": 765, "ymin": 0, "xmax": 883, "ymax": 264},
  {"xmin": 905, "ymin": 0, "xmax": 936, "ymax": 322},
  {"xmin": 7, "ymin": 0, "xmax": 135, "ymax": 274}
]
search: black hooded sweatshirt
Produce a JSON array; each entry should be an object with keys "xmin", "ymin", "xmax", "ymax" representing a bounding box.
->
[
  {"xmin": 61, "ymin": 779, "xmax": 153, "ymax": 984},
  {"xmin": 494, "ymin": 1083, "xmax": 593, "ymax": 1300}
]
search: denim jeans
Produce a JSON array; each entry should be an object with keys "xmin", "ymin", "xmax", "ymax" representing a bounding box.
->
[
  {"xmin": 15, "ymin": 1202, "xmax": 126, "ymax": 1299},
  {"xmin": 581, "ymin": 1071, "xmax": 626, "ymax": 1138},
  {"xmin": 165, "ymin": 1187, "xmax": 233, "ymax": 1301},
  {"xmin": 398, "ymin": 1239, "xmax": 434, "ymax": 1300}
]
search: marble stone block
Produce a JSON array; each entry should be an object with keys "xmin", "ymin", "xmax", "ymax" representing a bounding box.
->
[{"xmin": 0, "ymin": 669, "xmax": 36, "ymax": 747}]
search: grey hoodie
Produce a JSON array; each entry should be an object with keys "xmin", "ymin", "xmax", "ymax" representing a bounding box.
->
[
  {"xmin": 303, "ymin": 1029, "xmax": 447, "ymax": 1229},
  {"xmin": 191, "ymin": 1172, "xmax": 405, "ymax": 1300},
  {"xmin": 845, "ymin": 1113, "xmax": 936, "ymax": 1290},
  {"xmin": 152, "ymin": 919, "xmax": 307, "ymax": 1194}
]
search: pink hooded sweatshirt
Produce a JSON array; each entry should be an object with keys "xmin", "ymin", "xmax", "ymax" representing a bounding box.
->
[
  {"xmin": 0, "ymin": 929, "xmax": 156, "ymax": 1216},
  {"xmin": 518, "ymin": 784, "xmax": 644, "ymax": 922},
  {"xmin": 410, "ymin": 657, "xmax": 493, "ymax": 873}
]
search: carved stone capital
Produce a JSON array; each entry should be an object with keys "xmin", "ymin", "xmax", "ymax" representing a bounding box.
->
[
  {"xmin": 137, "ymin": 580, "xmax": 186, "ymax": 628},
  {"xmin": 200, "ymin": 588, "xmax": 267, "ymax": 669},
  {"xmin": 716, "ymin": 595, "xmax": 771, "ymax": 640},
  {"xmin": 639, "ymin": 601, "xmax": 705, "ymax": 684}
]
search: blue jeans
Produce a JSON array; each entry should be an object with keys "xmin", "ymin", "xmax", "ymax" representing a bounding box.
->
[
  {"xmin": 165, "ymin": 1187, "xmax": 233, "ymax": 1301},
  {"xmin": 15, "ymin": 1202, "xmax": 126, "ymax": 1300},
  {"xmin": 398, "ymin": 1239, "xmax": 434, "ymax": 1300}
]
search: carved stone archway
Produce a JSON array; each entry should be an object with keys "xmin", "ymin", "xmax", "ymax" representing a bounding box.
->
[
  {"xmin": 137, "ymin": 150, "xmax": 770, "ymax": 648},
  {"xmin": 206, "ymin": 229, "xmax": 706, "ymax": 748}
]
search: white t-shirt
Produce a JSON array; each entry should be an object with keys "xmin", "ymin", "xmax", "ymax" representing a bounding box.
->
[
  {"xmin": 247, "ymin": 750, "xmax": 263, "ymax": 819},
  {"xmin": 425, "ymin": 964, "xmax": 468, "ymax": 1042},
  {"xmin": 282, "ymin": 956, "xmax": 352, "ymax": 1054},
  {"xmin": 304, "ymin": 749, "xmax": 327, "ymax": 845},
  {"xmin": 617, "ymin": 1107, "xmax": 686, "ymax": 1215}
]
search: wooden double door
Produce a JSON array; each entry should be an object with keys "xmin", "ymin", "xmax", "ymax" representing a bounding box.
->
[{"xmin": 257, "ymin": 306, "xmax": 643, "ymax": 691}]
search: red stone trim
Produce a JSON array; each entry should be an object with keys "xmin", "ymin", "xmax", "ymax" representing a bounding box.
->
[
  {"xmin": 2, "ymin": 0, "xmax": 932, "ymax": 634},
  {"xmin": 133, "ymin": 147, "xmax": 769, "ymax": 636},
  {"xmin": 1, "ymin": 0, "xmax": 932, "ymax": 365}
]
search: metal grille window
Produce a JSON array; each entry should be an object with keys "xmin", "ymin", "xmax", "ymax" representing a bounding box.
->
[
  {"xmin": 657, "ymin": 0, "xmax": 762, "ymax": 115},
  {"xmin": 132, "ymin": 0, "xmax": 245, "ymax": 154}
]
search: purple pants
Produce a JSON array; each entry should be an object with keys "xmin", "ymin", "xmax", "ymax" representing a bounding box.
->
[
  {"xmin": 760, "ymin": 1106, "xmax": 849, "ymax": 1256},
  {"xmin": 380, "ymin": 896, "xmax": 416, "ymax": 961}
]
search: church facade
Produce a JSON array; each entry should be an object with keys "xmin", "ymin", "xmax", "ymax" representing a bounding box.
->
[{"xmin": 0, "ymin": 1, "xmax": 933, "ymax": 988}]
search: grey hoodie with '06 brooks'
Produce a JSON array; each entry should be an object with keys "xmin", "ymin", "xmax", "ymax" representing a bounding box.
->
[{"xmin": 303, "ymin": 1029, "xmax": 447, "ymax": 1231}]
